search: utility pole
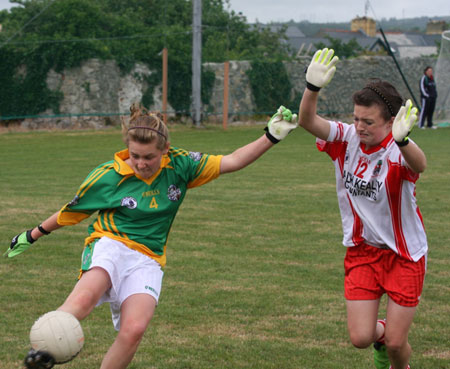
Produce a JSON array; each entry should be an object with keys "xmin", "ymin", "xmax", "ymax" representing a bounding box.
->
[
  {"xmin": 379, "ymin": 28, "xmax": 420, "ymax": 108},
  {"xmin": 162, "ymin": 47, "xmax": 168, "ymax": 124},
  {"xmin": 192, "ymin": 0, "xmax": 202, "ymax": 126}
]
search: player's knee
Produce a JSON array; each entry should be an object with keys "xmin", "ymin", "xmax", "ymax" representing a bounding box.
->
[
  {"xmin": 118, "ymin": 318, "xmax": 148, "ymax": 346},
  {"xmin": 384, "ymin": 336, "xmax": 407, "ymax": 353},
  {"xmin": 61, "ymin": 289, "xmax": 97, "ymax": 319},
  {"xmin": 348, "ymin": 331, "xmax": 373, "ymax": 349}
]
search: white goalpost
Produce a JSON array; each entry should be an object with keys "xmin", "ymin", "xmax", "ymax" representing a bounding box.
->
[{"xmin": 434, "ymin": 30, "xmax": 450, "ymax": 125}]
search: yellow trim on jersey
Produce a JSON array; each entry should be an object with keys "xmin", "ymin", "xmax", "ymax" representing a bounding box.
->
[
  {"xmin": 136, "ymin": 156, "xmax": 171, "ymax": 185},
  {"xmin": 114, "ymin": 149, "xmax": 135, "ymax": 175},
  {"xmin": 79, "ymin": 163, "xmax": 114, "ymax": 198},
  {"xmin": 84, "ymin": 232, "xmax": 167, "ymax": 267},
  {"xmin": 114, "ymin": 149, "xmax": 172, "ymax": 186},
  {"xmin": 169, "ymin": 147, "xmax": 188, "ymax": 157},
  {"xmin": 77, "ymin": 214, "xmax": 167, "ymax": 264},
  {"xmin": 102, "ymin": 211, "xmax": 113, "ymax": 234},
  {"xmin": 58, "ymin": 163, "xmax": 115, "ymax": 225},
  {"xmin": 117, "ymin": 175, "xmax": 133, "ymax": 187},
  {"xmin": 57, "ymin": 210, "xmax": 91, "ymax": 225},
  {"xmin": 188, "ymin": 155, "xmax": 222, "ymax": 188},
  {"xmin": 106, "ymin": 209, "xmax": 128, "ymax": 239}
]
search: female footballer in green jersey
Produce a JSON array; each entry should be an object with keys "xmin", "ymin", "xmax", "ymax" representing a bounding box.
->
[{"xmin": 6, "ymin": 104, "xmax": 297, "ymax": 369}]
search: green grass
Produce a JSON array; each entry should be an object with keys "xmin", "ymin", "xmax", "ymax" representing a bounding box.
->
[{"xmin": 0, "ymin": 125, "xmax": 449, "ymax": 369}]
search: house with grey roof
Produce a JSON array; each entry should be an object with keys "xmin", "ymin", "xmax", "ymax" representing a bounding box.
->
[
  {"xmin": 293, "ymin": 29, "xmax": 385, "ymax": 57},
  {"xmin": 267, "ymin": 17, "xmax": 444, "ymax": 58},
  {"xmin": 380, "ymin": 32, "xmax": 441, "ymax": 58}
]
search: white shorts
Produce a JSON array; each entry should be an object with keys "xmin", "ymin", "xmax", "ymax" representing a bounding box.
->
[{"xmin": 85, "ymin": 237, "xmax": 164, "ymax": 330}]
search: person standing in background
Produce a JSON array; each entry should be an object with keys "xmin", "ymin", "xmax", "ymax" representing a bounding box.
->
[{"xmin": 418, "ymin": 66, "xmax": 437, "ymax": 129}]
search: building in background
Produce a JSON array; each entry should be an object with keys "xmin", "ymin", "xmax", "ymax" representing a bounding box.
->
[
  {"xmin": 426, "ymin": 20, "xmax": 447, "ymax": 34},
  {"xmin": 379, "ymin": 31, "xmax": 441, "ymax": 58},
  {"xmin": 279, "ymin": 16, "xmax": 443, "ymax": 58},
  {"xmin": 351, "ymin": 16, "xmax": 376, "ymax": 37}
]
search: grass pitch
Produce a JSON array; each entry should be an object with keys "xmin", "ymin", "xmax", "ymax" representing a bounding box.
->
[{"xmin": 0, "ymin": 124, "xmax": 449, "ymax": 368}]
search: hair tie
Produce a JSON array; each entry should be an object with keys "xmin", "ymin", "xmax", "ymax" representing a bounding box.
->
[
  {"xmin": 128, "ymin": 126, "xmax": 167, "ymax": 140},
  {"xmin": 364, "ymin": 86, "xmax": 395, "ymax": 116}
]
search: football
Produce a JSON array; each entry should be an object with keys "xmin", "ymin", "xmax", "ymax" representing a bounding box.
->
[{"xmin": 29, "ymin": 311, "xmax": 84, "ymax": 364}]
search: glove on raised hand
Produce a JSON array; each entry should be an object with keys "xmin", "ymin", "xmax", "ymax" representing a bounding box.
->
[
  {"xmin": 265, "ymin": 105, "xmax": 298, "ymax": 143},
  {"xmin": 305, "ymin": 48, "xmax": 339, "ymax": 91},
  {"xmin": 392, "ymin": 99, "xmax": 418, "ymax": 146},
  {"xmin": 4, "ymin": 230, "xmax": 35, "ymax": 258}
]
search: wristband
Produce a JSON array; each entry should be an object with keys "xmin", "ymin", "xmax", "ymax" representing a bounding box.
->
[
  {"xmin": 306, "ymin": 82, "xmax": 321, "ymax": 92},
  {"xmin": 264, "ymin": 127, "xmax": 280, "ymax": 144},
  {"xmin": 304, "ymin": 67, "xmax": 321, "ymax": 92},
  {"xmin": 38, "ymin": 223, "xmax": 51, "ymax": 235},
  {"xmin": 395, "ymin": 137, "xmax": 410, "ymax": 147},
  {"xmin": 26, "ymin": 229, "xmax": 36, "ymax": 243}
]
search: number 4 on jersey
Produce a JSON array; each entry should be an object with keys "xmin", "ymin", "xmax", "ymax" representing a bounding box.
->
[{"xmin": 149, "ymin": 197, "xmax": 158, "ymax": 209}]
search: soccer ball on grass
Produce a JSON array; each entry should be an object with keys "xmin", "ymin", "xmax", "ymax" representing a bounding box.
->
[{"xmin": 29, "ymin": 310, "xmax": 84, "ymax": 364}]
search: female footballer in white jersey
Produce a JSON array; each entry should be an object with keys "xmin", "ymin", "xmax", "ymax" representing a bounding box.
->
[
  {"xmin": 298, "ymin": 49, "xmax": 428, "ymax": 369},
  {"xmin": 5, "ymin": 104, "xmax": 297, "ymax": 369}
]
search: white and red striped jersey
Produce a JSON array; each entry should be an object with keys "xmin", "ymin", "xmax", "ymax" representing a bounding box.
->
[{"xmin": 317, "ymin": 120, "xmax": 428, "ymax": 262}]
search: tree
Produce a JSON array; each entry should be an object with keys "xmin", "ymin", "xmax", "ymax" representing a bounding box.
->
[{"xmin": 0, "ymin": 0, "xmax": 291, "ymax": 118}]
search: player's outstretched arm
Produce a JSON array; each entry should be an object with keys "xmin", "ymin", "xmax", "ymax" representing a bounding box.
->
[
  {"xmin": 392, "ymin": 99, "xmax": 427, "ymax": 173},
  {"xmin": 220, "ymin": 106, "xmax": 297, "ymax": 174},
  {"xmin": 4, "ymin": 212, "xmax": 62, "ymax": 258},
  {"xmin": 299, "ymin": 48, "xmax": 338, "ymax": 141}
]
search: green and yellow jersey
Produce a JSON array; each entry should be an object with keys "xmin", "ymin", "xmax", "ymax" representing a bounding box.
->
[{"xmin": 57, "ymin": 147, "xmax": 222, "ymax": 267}]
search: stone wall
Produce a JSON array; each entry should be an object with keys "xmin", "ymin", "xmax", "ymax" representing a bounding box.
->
[
  {"xmin": 21, "ymin": 56, "xmax": 436, "ymax": 128},
  {"xmin": 205, "ymin": 55, "xmax": 436, "ymax": 121},
  {"xmin": 22, "ymin": 59, "xmax": 172, "ymax": 129}
]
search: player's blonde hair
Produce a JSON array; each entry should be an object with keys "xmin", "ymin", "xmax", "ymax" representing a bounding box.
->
[{"xmin": 121, "ymin": 103, "xmax": 169, "ymax": 150}]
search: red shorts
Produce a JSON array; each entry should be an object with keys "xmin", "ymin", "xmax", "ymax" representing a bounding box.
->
[{"xmin": 344, "ymin": 243, "xmax": 426, "ymax": 307}]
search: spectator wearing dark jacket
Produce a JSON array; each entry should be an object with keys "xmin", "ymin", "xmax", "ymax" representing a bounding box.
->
[{"xmin": 418, "ymin": 66, "xmax": 437, "ymax": 129}]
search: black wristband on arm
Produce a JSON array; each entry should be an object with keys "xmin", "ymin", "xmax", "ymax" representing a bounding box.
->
[
  {"xmin": 264, "ymin": 127, "xmax": 280, "ymax": 144},
  {"xmin": 306, "ymin": 82, "xmax": 321, "ymax": 92},
  {"xmin": 395, "ymin": 137, "xmax": 410, "ymax": 147},
  {"xmin": 304, "ymin": 67, "xmax": 321, "ymax": 92},
  {"xmin": 38, "ymin": 223, "xmax": 51, "ymax": 235},
  {"xmin": 25, "ymin": 229, "xmax": 36, "ymax": 244}
]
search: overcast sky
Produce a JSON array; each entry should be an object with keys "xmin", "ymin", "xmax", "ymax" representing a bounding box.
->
[
  {"xmin": 226, "ymin": 0, "xmax": 450, "ymax": 23},
  {"xmin": 0, "ymin": 0, "xmax": 449, "ymax": 24}
]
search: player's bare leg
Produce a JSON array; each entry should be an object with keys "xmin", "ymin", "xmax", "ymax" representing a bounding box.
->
[
  {"xmin": 24, "ymin": 268, "xmax": 110, "ymax": 369},
  {"xmin": 346, "ymin": 299, "xmax": 381, "ymax": 348},
  {"xmin": 58, "ymin": 267, "xmax": 112, "ymax": 320},
  {"xmin": 100, "ymin": 294, "xmax": 156, "ymax": 369},
  {"xmin": 385, "ymin": 298, "xmax": 416, "ymax": 369}
]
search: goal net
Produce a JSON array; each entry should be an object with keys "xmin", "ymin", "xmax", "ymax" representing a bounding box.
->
[{"xmin": 435, "ymin": 30, "xmax": 450, "ymax": 125}]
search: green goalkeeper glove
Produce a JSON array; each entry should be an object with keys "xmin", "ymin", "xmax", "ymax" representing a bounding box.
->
[
  {"xmin": 265, "ymin": 105, "xmax": 298, "ymax": 143},
  {"xmin": 392, "ymin": 99, "xmax": 418, "ymax": 146},
  {"xmin": 305, "ymin": 48, "xmax": 339, "ymax": 91},
  {"xmin": 4, "ymin": 230, "xmax": 35, "ymax": 258}
]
